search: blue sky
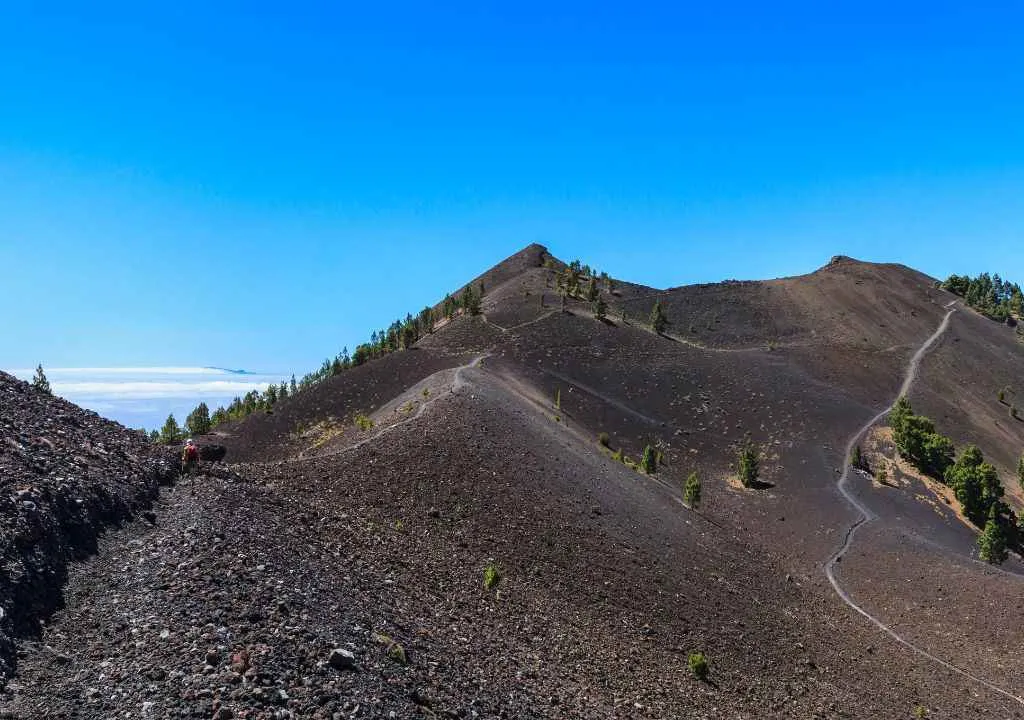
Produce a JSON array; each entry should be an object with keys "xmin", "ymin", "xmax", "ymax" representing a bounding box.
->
[{"xmin": 2, "ymin": 1, "xmax": 1023, "ymax": 390}]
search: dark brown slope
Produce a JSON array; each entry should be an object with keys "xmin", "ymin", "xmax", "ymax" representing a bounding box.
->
[
  {"xmin": 10, "ymin": 248, "xmax": 1024, "ymax": 718},
  {"xmin": 7, "ymin": 358, "xmax": 1018, "ymax": 719}
]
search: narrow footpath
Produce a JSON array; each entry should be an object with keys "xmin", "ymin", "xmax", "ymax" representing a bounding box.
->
[{"xmin": 824, "ymin": 303, "xmax": 1024, "ymax": 706}]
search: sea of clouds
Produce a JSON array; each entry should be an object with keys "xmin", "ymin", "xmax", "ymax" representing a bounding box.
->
[{"xmin": 7, "ymin": 366, "xmax": 289, "ymax": 432}]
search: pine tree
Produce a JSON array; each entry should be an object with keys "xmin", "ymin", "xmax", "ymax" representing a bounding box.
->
[
  {"xmin": 684, "ymin": 471, "xmax": 701, "ymax": 508},
  {"xmin": 462, "ymin": 286, "xmax": 481, "ymax": 315},
  {"xmin": 586, "ymin": 277, "xmax": 598, "ymax": 302},
  {"xmin": 851, "ymin": 444, "xmax": 864, "ymax": 470},
  {"xmin": 889, "ymin": 396, "xmax": 912, "ymax": 437},
  {"xmin": 593, "ymin": 296, "xmax": 607, "ymax": 321},
  {"xmin": 160, "ymin": 414, "xmax": 182, "ymax": 444},
  {"xmin": 978, "ymin": 505, "xmax": 1009, "ymax": 564},
  {"xmin": 649, "ymin": 301, "xmax": 667, "ymax": 334},
  {"xmin": 290, "ymin": 374, "xmax": 298, "ymax": 395},
  {"xmin": 738, "ymin": 444, "xmax": 759, "ymax": 488},
  {"xmin": 640, "ymin": 445, "xmax": 657, "ymax": 473},
  {"xmin": 419, "ymin": 306, "xmax": 435, "ymax": 334},
  {"xmin": 31, "ymin": 364, "xmax": 51, "ymax": 394},
  {"xmin": 149, "ymin": 429, "xmax": 159, "ymax": 442},
  {"xmin": 185, "ymin": 402, "xmax": 212, "ymax": 436}
]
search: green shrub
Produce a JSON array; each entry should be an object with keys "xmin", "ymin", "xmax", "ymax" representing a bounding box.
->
[
  {"xmin": 598, "ymin": 432, "xmax": 610, "ymax": 448},
  {"xmin": 354, "ymin": 414, "xmax": 374, "ymax": 431},
  {"xmin": 611, "ymin": 448, "xmax": 623, "ymax": 462},
  {"xmin": 483, "ymin": 563, "xmax": 502, "ymax": 591},
  {"xmin": 688, "ymin": 652, "xmax": 709, "ymax": 680}
]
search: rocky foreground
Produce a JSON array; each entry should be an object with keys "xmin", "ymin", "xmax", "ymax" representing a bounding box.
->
[{"xmin": 0, "ymin": 373, "xmax": 174, "ymax": 686}]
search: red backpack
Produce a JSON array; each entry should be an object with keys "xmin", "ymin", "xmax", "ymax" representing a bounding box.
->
[{"xmin": 184, "ymin": 445, "xmax": 199, "ymax": 462}]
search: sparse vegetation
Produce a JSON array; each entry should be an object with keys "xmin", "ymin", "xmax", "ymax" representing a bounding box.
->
[
  {"xmin": 914, "ymin": 705, "xmax": 928, "ymax": 719},
  {"xmin": 31, "ymin": 364, "xmax": 51, "ymax": 394},
  {"xmin": 422, "ymin": 387, "xmax": 430, "ymax": 399},
  {"xmin": 593, "ymin": 296, "xmax": 607, "ymax": 321},
  {"xmin": 354, "ymin": 413, "xmax": 374, "ymax": 431},
  {"xmin": 684, "ymin": 471, "xmax": 701, "ymax": 509},
  {"xmin": 874, "ymin": 465, "xmax": 888, "ymax": 485},
  {"xmin": 649, "ymin": 300, "xmax": 667, "ymax": 334},
  {"xmin": 688, "ymin": 652, "xmax": 709, "ymax": 680},
  {"xmin": 738, "ymin": 444, "xmax": 760, "ymax": 488},
  {"xmin": 554, "ymin": 387, "xmax": 561, "ymax": 410},
  {"xmin": 483, "ymin": 563, "xmax": 502, "ymax": 591},
  {"xmin": 1018, "ymin": 453, "xmax": 1024, "ymax": 490},
  {"xmin": 598, "ymin": 432, "xmax": 610, "ymax": 448},
  {"xmin": 998, "ymin": 388, "xmax": 1007, "ymax": 404}
]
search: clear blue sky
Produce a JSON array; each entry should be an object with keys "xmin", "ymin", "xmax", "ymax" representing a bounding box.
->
[{"xmin": 2, "ymin": 1, "xmax": 1023, "ymax": 374}]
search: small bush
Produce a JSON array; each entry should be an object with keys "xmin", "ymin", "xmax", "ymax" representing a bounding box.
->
[
  {"xmin": 684, "ymin": 471, "xmax": 701, "ymax": 508},
  {"xmin": 874, "ymin": 465, "xmax": 888, "ymax": 484},
  {"xmin": 422, "ymin": 387, "xmax": 430, "ymax": 399},
  {"xmin": 554, "ymin": 387, "xmax": 561, "ymax": 410},
  {"xmin": 373, "ymin": 633, "xmax": 408, "ymax": 664},
  {"xmin": 598, "ymin": 432, "xmax": 610, "ymax": 448},
  {"xmin": 738, "ymin": 444, "xmax": 760, "ymax": 487},
  {"xmin": 483, "ymin": 563, "xmax": 502, "ymax": 591},
  {"xmin": 914, "ymin": 705, "xmax": 927, "ymax": 719},
  {"xmin": 688, "ymin": 652, "xmax": 709, "ymax": 680},
  {"xmin": 611, "ymin": 449, "xmax": 623, "ymax": 463},
  {"xmin": 354, "ymin": 414, "xmax": 374, "ymax": 431},
  {"xmin": 998, "ymin": 389, "xmax": 1006, "ymax": 404}
]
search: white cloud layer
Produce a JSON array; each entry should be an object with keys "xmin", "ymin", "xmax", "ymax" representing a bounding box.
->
[{"xmin": 5, "ymin": 367, "xmax": 289, "ymax": 430}]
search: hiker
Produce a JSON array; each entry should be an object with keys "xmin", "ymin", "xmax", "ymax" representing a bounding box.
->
[{"xmin": 181, "ymin": 438, "xmax": 200, "ymax": 478}]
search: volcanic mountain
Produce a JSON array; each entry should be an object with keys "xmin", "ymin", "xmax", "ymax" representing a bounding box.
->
[{"xmin": 3, "ymin": 244, "xmax": 1024, "ymax": 719}]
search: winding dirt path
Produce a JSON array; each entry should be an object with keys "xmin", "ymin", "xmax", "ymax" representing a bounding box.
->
[
  {"xmin": 824, "ymin": 304, "xmax": 1024, "ymax": 706},
  {"xmin": 282, "ymin": 355, "xmax": 488, "ymax": 464}
]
